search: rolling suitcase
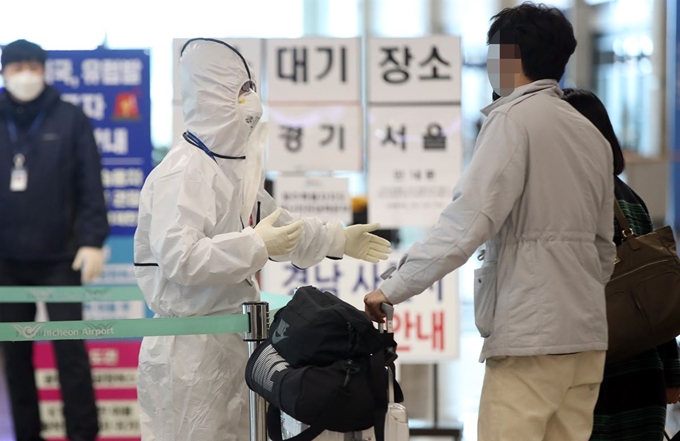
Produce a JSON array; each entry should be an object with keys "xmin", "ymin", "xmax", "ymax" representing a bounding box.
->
[
  {"xmin": 357, "ymin": 303, "xmax": 410, "ymax": 441},
  {"xmin": 279, "ymin": 303, "xmax": 409, "ymax": 441}
]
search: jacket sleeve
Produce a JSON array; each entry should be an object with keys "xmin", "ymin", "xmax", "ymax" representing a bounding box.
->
[
  {"xmin": 596, "ymin": 177, "xmax": 616, "ymax": 284},
  {"xmin": 256, "ymin": 187, "xmax": 345, "ymax": 269},
  {"xmin": 74, "ymin": 109, "xmax": 109, "ymax": 248},
  {"xmin": 148, "ymin": 170, "xmax": 269, "ymax": 286},
  {"xmin": 381, "ymin": 111, "xmax": 528, "ymax": 304}
]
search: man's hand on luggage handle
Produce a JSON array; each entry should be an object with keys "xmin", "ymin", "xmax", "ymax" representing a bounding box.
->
[{"xmin": 364, "ymin": 288, "xmax": 390, "ymax": 323}]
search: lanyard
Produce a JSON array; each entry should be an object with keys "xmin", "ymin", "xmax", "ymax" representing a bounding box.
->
[
  {"xmin": 183, "ymin": 131, "xmax": 247, "ymax": 161},
  {"xmin": 183, "ymin": 131, "xmax": 217, "ymax": 163},
  {"xmin": 7, "ymin": 112, "xmax": 45, "ymax": 157}
]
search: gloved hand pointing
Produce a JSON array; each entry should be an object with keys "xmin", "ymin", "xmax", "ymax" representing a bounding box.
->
[
  {"xmin": 255, "ymin": 208, "xmax": 304, "ymax": 256},
  {"xmin": 344, "ymin": 223, "xmax": 392, "ymax": 263},
  {"xmin": 72, "ymin": 247, "xmax": 105, "ymax": 284}
]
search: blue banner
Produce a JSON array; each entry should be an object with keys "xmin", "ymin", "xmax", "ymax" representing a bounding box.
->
[
  {"xmin": 45, "ymin": 49, "xmax": 152, "ymax": 237},
  {"xmin": 668, "ymin": 0, "xmax": 680, "ymax": 232}
]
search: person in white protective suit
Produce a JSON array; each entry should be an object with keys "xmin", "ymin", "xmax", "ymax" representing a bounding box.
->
[{"xmin": 133, "ymin": 38, "xmax": 392, "ymax": 441}]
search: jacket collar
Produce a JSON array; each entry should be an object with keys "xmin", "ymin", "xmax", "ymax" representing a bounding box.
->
[
  {"xmin": 481, "ymin": 79, "xmax": 562, "ymax": 116},
  {"xmin": 0, "ymin": 85, "xmax": 61, "ymax": 128}
]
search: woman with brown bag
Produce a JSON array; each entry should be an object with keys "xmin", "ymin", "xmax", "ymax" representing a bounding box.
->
[{"xmin": 563, "ymin": 88, "xmax": 680, "ymax": 441}]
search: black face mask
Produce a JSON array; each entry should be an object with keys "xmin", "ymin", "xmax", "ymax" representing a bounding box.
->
[{"xmin": 492, "ymin": 91, "xmax": 501, "ymax": 102}]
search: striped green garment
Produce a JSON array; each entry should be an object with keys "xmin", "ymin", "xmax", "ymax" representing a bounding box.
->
[
  {"xmin": 613, "ymin": 199, "xmax": 653, "ymax": 244},
  {"xmin": 590, "ymin": 177, "xmax": 680, "ymax": 441}
]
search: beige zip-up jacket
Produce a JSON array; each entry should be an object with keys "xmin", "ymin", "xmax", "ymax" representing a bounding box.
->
[{"xmin": 381, "ymin": 80, "xmax": 615, "ymax": 361}]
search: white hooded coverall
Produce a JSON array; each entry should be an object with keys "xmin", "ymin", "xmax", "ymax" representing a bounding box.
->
[{"xmin": 133, "ymin": 39, "xmax": 345, "ymax": 440}]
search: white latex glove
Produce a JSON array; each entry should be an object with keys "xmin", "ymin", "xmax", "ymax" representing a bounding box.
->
[
  {"xmin": 254, "ymin": 208, "xmax": 304, "ymax": 256},
  {"xmin": 344, "ymin": 223, "xmax": 392, "ymax": 263},
  {"xmin": 72, "ymin": 247, "xmax": 105, "ymax": 284}
]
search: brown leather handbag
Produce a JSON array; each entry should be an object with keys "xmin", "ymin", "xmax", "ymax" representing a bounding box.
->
[{"xmin": 605, "ymin": 201, "xmax": 680, "ymax": 363}]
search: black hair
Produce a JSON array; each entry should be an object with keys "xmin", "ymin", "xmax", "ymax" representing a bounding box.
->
[
  {"xmin": 487, "ymin": 2, "xmax": 577, "ymax": 82},
  {"xmin": 562, "ymin": 88, "xmax": 625, "ymax": 176}
]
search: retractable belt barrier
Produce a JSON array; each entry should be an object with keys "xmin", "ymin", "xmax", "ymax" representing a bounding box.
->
[
  {"xmin": 0, "ymin": 285, "xmax": 146, "ymax": 303},
  {"xmin": 0, "ymin": 287, "xmax": 287, "ymax": 342},
  {"xmin": 0, "ymin": 286, "xmax": 279, "ymax": 441}
]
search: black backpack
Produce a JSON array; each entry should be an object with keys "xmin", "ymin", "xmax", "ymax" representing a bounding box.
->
[
  {"xmin": 245, "ymin": 286, "xmax": 402, "ymax": 441},
  {"xmin": 269, "ymin": 286, "xmax": 392, "ymax": 367}
]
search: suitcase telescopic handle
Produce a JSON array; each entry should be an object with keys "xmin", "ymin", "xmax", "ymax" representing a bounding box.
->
[{"xmin": 380, "ymin": 303, "xmax": 394, "ymax": 333}]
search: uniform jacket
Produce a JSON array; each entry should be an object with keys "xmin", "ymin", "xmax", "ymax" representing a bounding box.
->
[{"xmin": 0, "ymin": 86, "xmax": 108, "ymax": 261}]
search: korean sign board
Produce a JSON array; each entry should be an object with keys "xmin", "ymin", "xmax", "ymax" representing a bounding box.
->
[
  {"xmin": 35, "ymin": 341, "xmax": 142, "ymax": 440},
  {"xmin": 368, "ymin": 36, "xmax": 461, "ymax": 104},
  {"xmin": 41, "ymin": 51, "xmax": 150, "ymax": 440},
  {"xmin": 273, "ymin": 176, "xmax": 352, "ymax": 224},
  {"xmin": 32, "ymin": 276, "xmax": 146, "ymax": 440},
  {"xmin": 368, "ymin": 36, "xmax": 462, "ymax": 228},
  {"xmin": 46, "ymin": 50, "xmax": 152, "ymax": 237},
  {"xmin": 368, "ymin": 106, "xmax": 462, "ymax": 228},
  {"xmin": 266, "ymin": 38, "xmax": 362, "ymax": 172},
  {"xmin": 262, "ymin": 255, "xmax": 460, "ymax": 362}
]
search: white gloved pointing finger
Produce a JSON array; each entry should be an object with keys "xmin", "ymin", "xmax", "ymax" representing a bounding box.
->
[
  {"xmin": 254, "ymin": 208, "xmax": 304, "ymax": 256},
  {"xmin": 72, "ymin": 247, "xmax": 105, "ymax": 284},
  {"xmin": 344, "ymin": 223, "xmax": 392, "ymax": 263}
]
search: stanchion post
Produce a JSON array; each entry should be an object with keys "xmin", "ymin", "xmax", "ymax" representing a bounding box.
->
[{"xmin": 242, "ymin": 302, "xmax": 269, "ymax": 441}]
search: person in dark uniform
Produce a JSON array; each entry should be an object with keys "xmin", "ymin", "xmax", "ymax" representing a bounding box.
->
[{"xmin": 0, "ymin": 39, "xmax": 108, "ymax": 441}]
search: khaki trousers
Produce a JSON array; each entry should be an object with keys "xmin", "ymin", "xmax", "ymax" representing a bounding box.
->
[{"xmin": 478, "ymin": 351, "xmax": 606, "ymax": 441}]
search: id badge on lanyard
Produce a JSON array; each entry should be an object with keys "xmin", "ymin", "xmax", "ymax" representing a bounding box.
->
[
  {"xmin": 10, "ymin": 153, "xmax": 27, "ymax": 192},
  {"xmin": 7, "ymin": 113, "xmax": 43, "ymax": 193}
]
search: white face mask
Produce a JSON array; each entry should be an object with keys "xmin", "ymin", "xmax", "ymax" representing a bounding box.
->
[
  {"xmin": 4, "ymin": 71, "xmax": 45, "ymax": 102},
  {"xmin": 237, "ymin": 90, "xmax": 263, "ymax": 137}
]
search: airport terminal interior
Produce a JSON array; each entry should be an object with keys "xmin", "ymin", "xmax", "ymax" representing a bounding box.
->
[{"xmin": 0, "ymin": 0, "xmax": 677, "ymax": 440}]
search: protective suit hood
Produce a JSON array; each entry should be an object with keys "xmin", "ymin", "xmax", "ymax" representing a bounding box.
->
[
  {"xmin": 180, "ymin": 38, "xmax": 266, "ymax": 221},
  {"xmin": 179, "ymin": 38, "xmax": 259, "ymax": 159}
]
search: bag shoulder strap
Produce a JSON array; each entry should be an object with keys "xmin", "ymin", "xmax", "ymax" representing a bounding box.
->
[
  {"xmin": 614, "ymin": 200, "xmax": 642, "ymax": 251},
  {"xmin": 268, "ymin": 377, "xmax": 364, "ymax": 441},
  {"xmin": 614, "ymin": 200, "xmax": 633, "ymax": 235}
]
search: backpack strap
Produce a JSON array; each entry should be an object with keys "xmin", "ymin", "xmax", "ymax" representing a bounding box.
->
[{"xmin": 268, "ymin": 382, "xmax": 363, "ymax": 441}]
